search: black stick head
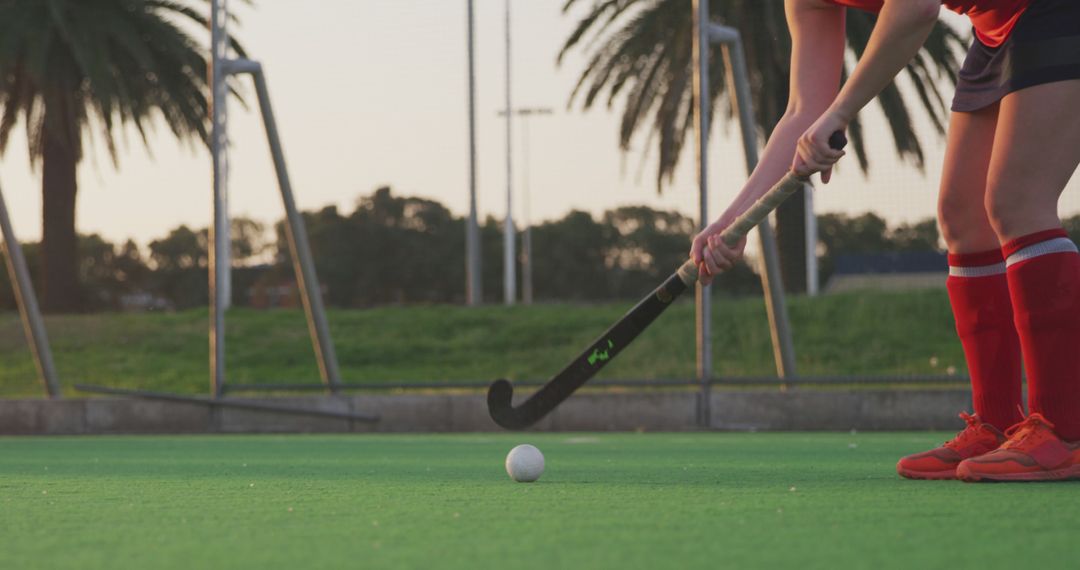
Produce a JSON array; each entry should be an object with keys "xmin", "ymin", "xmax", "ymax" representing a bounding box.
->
[
  {"xmin": 487, "ymin": 378, "xmax": 528, "ymax": 430},
  {"xmin": 488, "ymin": 378, "xmax": 514, "ymax": 408}
]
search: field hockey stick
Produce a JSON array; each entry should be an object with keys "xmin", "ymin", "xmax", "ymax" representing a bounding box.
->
[{"xmin": 487, "ymin": 132, "xmax": 847, "ymax": 430}]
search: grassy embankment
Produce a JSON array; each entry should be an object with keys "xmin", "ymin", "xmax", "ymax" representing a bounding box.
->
[{"xmin": 0, "ymin": 289, "xmax": 965, "ymax": 397}]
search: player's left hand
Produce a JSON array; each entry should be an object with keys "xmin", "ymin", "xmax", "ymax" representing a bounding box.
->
[
  {"xmin": 793, "ymin": 111, "xmax": 848, "ymax": 183},
  {"xmin": 690, "ymin": 212, "xmax": 747, "ymax": 286}
]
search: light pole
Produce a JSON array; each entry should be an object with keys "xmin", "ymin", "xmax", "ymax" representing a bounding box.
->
[
  {"xmin": 465, "ymin": 0, "xmax": 481, "ymax": 306},
  {"xmin": 498, "ymin": 107, "xmax": 554, "ymax": 305},
  {"xmin": 502, "ymin": 0, "xmax": 515, "ymax": 306}
]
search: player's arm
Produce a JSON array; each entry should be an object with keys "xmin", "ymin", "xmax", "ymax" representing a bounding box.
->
[
  {"xmin": 795, "ymin": 0, "xmax": 940, "ymax": 175},
  {"xmin": 692, "ymin": 0, "xmax": 845, "ymax": 281}
]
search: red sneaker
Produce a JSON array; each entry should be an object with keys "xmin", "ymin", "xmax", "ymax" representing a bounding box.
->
[
  {"xmin": 957, "ymin": 413, "xmax": 1080, "ymax": 482},
  {"xmin": 897, "ymin": 412, "xmax": 1005, "ymax": 480}
]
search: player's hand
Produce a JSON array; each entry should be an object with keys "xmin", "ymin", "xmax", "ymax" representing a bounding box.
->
[
  {"xmin": 690, "ymin": 215, "xmax": 747, "ymax": 286},
  {"xmin": 793, "ymin": 111, "xmax": 848, "ymax": 183}
]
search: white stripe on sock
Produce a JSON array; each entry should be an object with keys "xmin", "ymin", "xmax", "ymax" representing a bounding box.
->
[
  {"xmin": 1006, "ymin": 237, "xmax": 1079, "ymax": 267},
  {"xmin": 949, "ymin": 262, "xmax": 1007, "ymax": 278}
]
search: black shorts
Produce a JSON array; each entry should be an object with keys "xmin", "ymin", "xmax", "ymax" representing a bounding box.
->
[{"xmin": 951, "ymin": 0, "xmax": 1080, "ymax": 112}]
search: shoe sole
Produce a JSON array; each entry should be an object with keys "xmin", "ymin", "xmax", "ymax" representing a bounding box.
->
[
  {"xmin": 958, "ymin": 463, "xmax": 1080, "ymax": 482},
  {"xmin": 897, "ymin": 467, "xmax": 957, "ymax": 480}
]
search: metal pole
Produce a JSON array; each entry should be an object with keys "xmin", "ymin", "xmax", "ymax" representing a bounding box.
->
[
  {"xmin": 209, "ymin": 0, "xmax": 229, "ymax": 396},
  {"xmin": 0, "ymin": 182, "xmax": 61, "ymax": 398},
  {"xmin": 521, "ymin": 114, "xmax": 533, "ymax": 305},
  {"xmin": 222, "ymin": 374, "xmax": 973, "ymax": 394},
  {"xmin": 805, "ymin": 182, "xmax": 819, "ymax": 296},
  {"xmin": 217, "ymin": 0, "xmax": 231, "ymax": 310},
  {"xmin": 231, "ymin": 60, "xmax": 343, "ymax": 394},
  {"xmin": 691, "ymin": 0, "xmax": 712, "ymax": 428},
  {"xmin": 465, "ymin": 0, "xmax": 482, "ymax": 306},
  {"xmin": 503, "ymin": 0, "xmax": 516, "ymax": 306},
  {"xmin": 714, "ymin": 27, "xmax": 798, "ymax": 378},
  {"xmin": 75, "ymin": 384, "xmax": 378, "ymax": 422}
]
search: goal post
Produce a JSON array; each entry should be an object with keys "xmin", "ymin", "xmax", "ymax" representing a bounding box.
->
[{"xmin": 209, "ymin": 0, "xmax": 342, "ymax": 397}]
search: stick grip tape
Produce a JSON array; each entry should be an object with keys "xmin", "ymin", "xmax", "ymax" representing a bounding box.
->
[{"xmin": 676, "ymin": 174, "xmax": 804, "ymax": 285}]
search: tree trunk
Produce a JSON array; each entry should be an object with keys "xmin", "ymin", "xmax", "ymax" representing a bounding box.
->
[
  {"xmin": 775, "ymin": 187, "xmax": 807, "ymax": 294},
  {"xmin": 41, "ymin": 117, "xmax": 81, "ymax": 313}
]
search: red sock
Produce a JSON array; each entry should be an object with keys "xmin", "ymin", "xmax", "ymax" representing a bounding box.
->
[
  {"xmin": 947, "ymin": 249, "xmax": 1023, "ymax": 431},
  {"xmin": 1004, "ymin": 228, "xmax": 1080, "ymax": 441}
]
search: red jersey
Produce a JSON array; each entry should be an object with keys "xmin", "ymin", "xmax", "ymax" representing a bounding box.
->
[{"xmin": 828, "ymin": 0, "xmax": 1032, "ymax": 47}]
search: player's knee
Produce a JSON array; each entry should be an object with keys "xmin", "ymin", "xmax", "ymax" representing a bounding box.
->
[
  {"xmin": 984, "ymin": 182, "xmax": 1027, "ymax": 239},
  {"xmin": 938, "ymin": 190, "xmax": 979, "ymax": 249}
]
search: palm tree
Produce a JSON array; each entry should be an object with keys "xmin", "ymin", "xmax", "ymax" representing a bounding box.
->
[
  {"xmin": 0, "ymin": 0, "xmax": 242, "ymax": 312},
  {"xmin": 560, "ymin": 0, "xmax": 966, "ymax": 293}
]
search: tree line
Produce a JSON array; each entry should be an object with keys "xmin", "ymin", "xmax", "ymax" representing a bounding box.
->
[{"xmin": 15, "ymin": 185, "xmax": 1069, "ymax": 313}]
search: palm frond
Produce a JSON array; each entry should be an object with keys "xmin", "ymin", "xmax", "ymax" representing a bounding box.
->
[
  {"xmin": 562, "ymin": 0, "xmax": 971, "ymax": 189},
  {"xmin": 0, "ymin": 0, "xmax": 246, "ymax": 168}
]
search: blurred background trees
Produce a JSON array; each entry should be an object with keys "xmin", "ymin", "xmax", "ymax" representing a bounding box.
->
[{"xmin": 0, "ymin": 186, "xmax": 966, "ymax": 311}]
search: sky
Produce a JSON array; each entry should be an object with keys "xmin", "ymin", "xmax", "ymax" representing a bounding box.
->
[{"xmin": 1, "ymin": 1, "xmax": 1078, "ymax": 249}]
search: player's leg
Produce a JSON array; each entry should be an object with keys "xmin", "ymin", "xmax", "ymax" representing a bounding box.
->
[
  {"xmin": 958, "ymin": 78, "xmax": 1080, "ymax": 482},
  {"xmin": 896, "ymin": 106, "xmax": 1013, "ymax": 480},
  {"xmin": 938, "ymin": 103, "xmax": 1024, "ymax": 431},
  {"xmin": 990, "ymin": 78, "xmax": 1080, "ymax": 437}
]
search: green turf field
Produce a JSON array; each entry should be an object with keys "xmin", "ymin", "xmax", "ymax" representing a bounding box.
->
[
  {"xmin": 0, "ymin": 289, "xmax": 966, "ymax": 396},
  {"xmin": 2, "ymin": 432, "xmax": 1074, "ymax": 569}
]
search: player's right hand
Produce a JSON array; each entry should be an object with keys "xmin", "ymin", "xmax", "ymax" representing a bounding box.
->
[{"xmin": 690, "ymin": 217, "xmax": 747, "ymax": 286}]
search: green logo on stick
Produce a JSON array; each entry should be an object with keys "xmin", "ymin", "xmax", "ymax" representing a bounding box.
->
[{"xmin": 588, "ymin": 340, "xmax": 615, "ymax": 366}]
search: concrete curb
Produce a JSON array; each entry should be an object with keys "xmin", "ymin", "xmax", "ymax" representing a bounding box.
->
[{"xmin": 0, "ymin": 388, "xmax": 973, "ymax": 435}]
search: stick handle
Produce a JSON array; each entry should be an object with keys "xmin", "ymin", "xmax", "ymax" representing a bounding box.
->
[
  {"xmin": 677, "ymin": 174, "xmax": 805, "ymax": 284},
  {"xmin": 718, "ymin": 173, "xmax": 807, "ymax": 248},
  {"xmin": 678, "ymin": 131, "xmax": 846, "ymax": 285}
]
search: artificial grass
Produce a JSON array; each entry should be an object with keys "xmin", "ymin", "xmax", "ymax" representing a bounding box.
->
[
  {"xmin": 1, "ymin": 433, "xmax": 1075, "ymax": 569},
  {"xmin": 0, "ymin": 289, "xmax": 966, "ymax": 397}
]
